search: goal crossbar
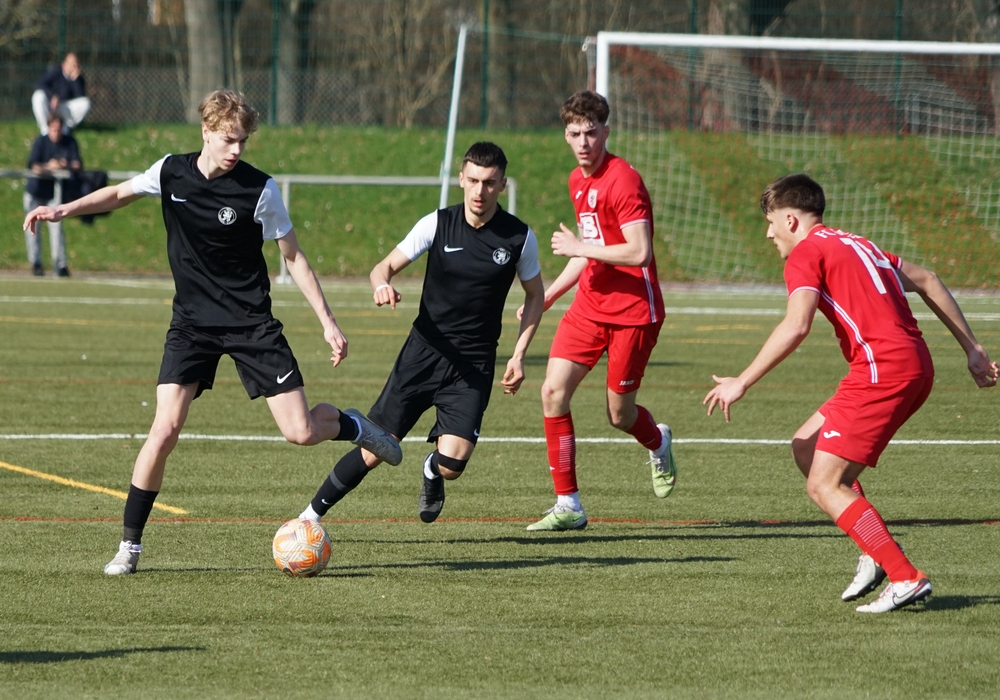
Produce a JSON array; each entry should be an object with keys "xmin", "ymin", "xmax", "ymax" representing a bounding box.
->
[{"xmin": 595, "ymin": 32, "xmax": 1000, "ymax": 97}]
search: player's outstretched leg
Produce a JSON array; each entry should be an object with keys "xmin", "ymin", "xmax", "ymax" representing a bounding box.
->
[
  {"xmin": 855, "ymin": 572, "xmax": 932, "ymax": 613},
  {"xmin": 842, "ymin": 553, "xmax": 887, "ymax": 602},
  {"xmin": 418, "ymin": 453, "xmax": 446, "ymax": 523},
  {"xmin": 648, "ymin": 423, "xmax": 677, "ymax": 498},
  {"xmin": 343, "ymin": 408, "xmax": 402, "ymax": 466},
  {"xmin": 104, "ymin": 540, "xmax": 143, "ymax": 575}
]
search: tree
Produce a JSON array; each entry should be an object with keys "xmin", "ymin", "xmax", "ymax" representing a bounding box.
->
[
  {"xmin": 275, "ymin": 0, "xmax": 315, "ymax": 125},
  {"xmin": 0, "ymin": 0, "xmax": 45, "ymax": 51}
]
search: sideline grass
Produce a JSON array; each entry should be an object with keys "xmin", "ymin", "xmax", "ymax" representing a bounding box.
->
[{"xmin": 1, "ymin": 276, "xmax": 999, "ymax": 698}]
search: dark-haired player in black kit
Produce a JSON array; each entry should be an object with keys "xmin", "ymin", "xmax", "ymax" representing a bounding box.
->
[
  {"xmin": 298, "ymin": 142, "xmax": 545, "ymax": 524},
  {"xmin": 23, "ymin": 90, "xmax": 401, "ymax": 575}
]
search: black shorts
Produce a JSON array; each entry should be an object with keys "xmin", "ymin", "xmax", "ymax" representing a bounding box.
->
[
  {"xmin": 157, "ymin": 317, "xmax": 303, "ymax": 400},
  {"xmin": 368, "ymin": 333, "xmax": 494, "ymax": 444}
]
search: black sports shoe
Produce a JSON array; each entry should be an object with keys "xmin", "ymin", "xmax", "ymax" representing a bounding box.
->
[
  {"xmin": 418, "ymin": 453, "xmax": 445, "ymax": 523},
  {"xmin": 32, "ymin": 263, "xmax": 44, "ymax": 277},
  {"xmin": 56, "ymin": 266, "xmax": 70, "ymax": 278}
]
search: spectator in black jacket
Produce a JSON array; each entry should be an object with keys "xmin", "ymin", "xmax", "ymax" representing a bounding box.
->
[
  {"xmin": 31, "ymin": 53, "xmax": 91, "ymax": 135},
  {"xmin": 24, "ymin": 114, "xmax": 81, "ymax": 276}
]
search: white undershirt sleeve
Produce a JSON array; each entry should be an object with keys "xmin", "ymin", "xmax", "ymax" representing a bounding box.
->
[
  {"xmin": 255, "ymin": 178, "xmax": 294, "ymax": 241},
  {"xmin": 128, "ymin": 155, "xmax": 168, "ymax": 197},
  {"xmin": 395, "ymin": 211, "xmax": 438, "ymax": 260},
  {"xmin": 516, "ymin": 228, "xmax": 541, "ymax": 280}
]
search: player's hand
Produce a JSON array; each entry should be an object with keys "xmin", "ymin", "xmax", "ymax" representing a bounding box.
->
[
  {"xmin": 373, "ymin": 283, "xmax": 401, "ymax": 310},
  {"xmin": 703, "ymin": 375, "xmax": 747, "ymax": 423},
  {"xmin": 551, "ymin": 223, "xmax": 582, "ymax": 258},
  {"xmin": 501, "ymin": 357, "xmax": 525, "ymax": 395},
  {"xmin": 23, "ymin": 205, "xmax": 62, "ymax": 236},
  {"xmin": 968, "ymin": 345, "xmax": 999, "ymax": 388},
  {"xmin": 324, "ymin": 323, "xmax": 348, "ymax": 367}
]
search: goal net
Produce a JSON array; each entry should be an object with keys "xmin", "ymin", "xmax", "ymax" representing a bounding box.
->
[{"xmin": 596, "ymin": 33, "xmax": 1000, "ymax": 287}]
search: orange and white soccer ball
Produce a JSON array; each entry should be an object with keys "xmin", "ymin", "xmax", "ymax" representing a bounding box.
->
[{"xmin": 272, "ymin": 518, "xmax": 331, "ymax": 577}]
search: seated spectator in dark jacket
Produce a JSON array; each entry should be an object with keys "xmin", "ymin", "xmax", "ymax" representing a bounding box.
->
[
  {"xmin": 24, "ymin": 114, "xmax": 81, "ymax": 277},
  {"xmin": 32, "ymin": 52, "xmax": 91, "ymax": 135}
]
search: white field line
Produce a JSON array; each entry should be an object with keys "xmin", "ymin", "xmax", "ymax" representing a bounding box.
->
[
  {"xmin": 2, "ymin": 295, "xmax": 999, "ymax": 321},
  {"xmin": 0, "ymin": 433, "xmax": 998, "ymax": 446}
]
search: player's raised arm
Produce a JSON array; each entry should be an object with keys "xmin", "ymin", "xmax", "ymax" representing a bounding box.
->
[
  {"xmin": 276, "ymin": 229, "xmax": 347, "ymax": 367},
  {"xmin": 897, "ymin": 260, "xmax": 998, "ymax": 388},
  {"xmin": 23, "ymin": 180, "xmax": 141, "ymax": 235}
]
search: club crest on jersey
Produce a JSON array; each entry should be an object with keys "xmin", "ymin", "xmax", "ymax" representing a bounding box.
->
[
  {"xmin": 218, "ymin": 207, "xmax": 237, "ymax": 225},
  {"xmin": 587, "ymin": 189, "xmax": 597, "ymax": 207},
  {"xmin": 492, "ymin": 248, "xmax": 511, "ymax": 265}
]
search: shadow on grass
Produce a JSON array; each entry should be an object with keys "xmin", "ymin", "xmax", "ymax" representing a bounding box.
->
[
  {"xmin": 0, "ymin": 646, "xmax": 203, "ymax": 664},
  {"xmin": 327, "ymin": 554, "xmax": 734, "ymax": 574},
  {"xmin": 924, "ymin": 594, "xmax": 1000, "ymax": 612}
]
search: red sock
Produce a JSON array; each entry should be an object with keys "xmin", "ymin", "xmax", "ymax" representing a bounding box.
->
[
  {"xmin": 626, "ymin": 406, "xmax": 663, "ymax": 451},
  {"xmin": 851, "ymin": 480, "xmax": 865, "ymax": 498},
  {"xmin": 544, "ymin": 413, "xmax": 577, "ymax": 495},
  {"xmin": 836, "ymin": 497, "xmax": 918, "ymax": 582}
]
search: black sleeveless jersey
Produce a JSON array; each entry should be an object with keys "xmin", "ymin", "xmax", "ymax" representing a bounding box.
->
[
  {"xmin": 411, "ymin": 204, "xmax": 530, "ymax": 363},
  {"xmin": 158, "ymin": 153, "xmax": 278, "ymax": 327}
]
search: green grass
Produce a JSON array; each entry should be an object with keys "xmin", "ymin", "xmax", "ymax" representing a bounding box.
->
[
  {"xmin": 1, "ymin": 276, "xmax": 999, "ymax": 698},
  {"xmin": 4, "ymin": 122, "xmax": 1000, "ymax": 286},
  {"xmin": 0, "ymin": 121, "xmax": 575, "ymax": 279}
]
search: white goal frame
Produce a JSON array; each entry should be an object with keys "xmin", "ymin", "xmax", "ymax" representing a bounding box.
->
[{"xmin": 595, "ymin": 32, "xmax": 1000, "ymax": 100}]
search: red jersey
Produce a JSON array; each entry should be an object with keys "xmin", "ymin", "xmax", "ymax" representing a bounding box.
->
[
  {"xmin": 567, "ymin": 153, "xmax": 665, "ymax": 326},
  {"xmin": 784, "ymin": 225, "xmax": 933, "ymax": 383}
]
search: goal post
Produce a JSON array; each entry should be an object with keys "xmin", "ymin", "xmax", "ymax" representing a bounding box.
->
[{"xmin": 595, "ymin": 32, "xmax": 1000, "ymax": 287}]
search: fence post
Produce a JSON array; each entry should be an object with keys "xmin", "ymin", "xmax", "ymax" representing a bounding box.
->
[{"xmin": 440, "ymin": 24, "xmax": 468, "ymax": 210}]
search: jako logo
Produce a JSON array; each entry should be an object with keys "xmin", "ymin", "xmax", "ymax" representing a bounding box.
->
[{"xmin": 619, "ymin": 379, "xmax": 635, "ymax": 386}]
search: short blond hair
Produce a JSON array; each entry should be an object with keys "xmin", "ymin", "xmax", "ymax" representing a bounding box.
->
[{"xmin": 198, "ymin": 89, "xmax": 259, "ymax": 135}]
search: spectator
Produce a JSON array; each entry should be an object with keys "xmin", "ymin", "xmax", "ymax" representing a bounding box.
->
[
  {"xmin": 24, "ymin": 113, "xmax": 81, "ymax": 277},
  {"xmin": 32, "ymin": 52, "xmax": 91, "ymax": 135}
]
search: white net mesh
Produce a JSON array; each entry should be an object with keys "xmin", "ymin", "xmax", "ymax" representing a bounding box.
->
[{"xmin": 604, "ymin": 39, "xmax": 1000, "ymax": 287}]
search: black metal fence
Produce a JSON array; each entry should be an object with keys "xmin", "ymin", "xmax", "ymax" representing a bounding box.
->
[{"xmin": 3, "ymin": 1, "xmax": 999, "ymax": 129}]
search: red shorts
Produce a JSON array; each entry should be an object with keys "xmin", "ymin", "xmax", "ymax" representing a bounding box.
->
[
  {"xmin": 550, "ymin": 305, "xmax": 662, "ymax": 394},
  {"xmin": 816, "ymin": 373, "xmax": 934, "ymax": 467}
]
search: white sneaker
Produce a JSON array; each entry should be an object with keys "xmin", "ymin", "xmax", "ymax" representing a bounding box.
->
[
  {"xmin": 855, "ymin": 572, "xmax": 931, "ymax": 613},
  {"xmin": 104, "ymin": 540, "xmax": 142, "ymax": 575},
  {"xmin": 649, "ymin": 424, "xmax": 677, "ymax": 498},
  {"xmin": 842, "ymin": 554, "xmax": 886, "ymax": 601}
]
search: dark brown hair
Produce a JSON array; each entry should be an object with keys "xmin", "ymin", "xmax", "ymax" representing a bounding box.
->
[{"xmin": 760, "ymin": 174, "xmax": 826, "ymax": 216}]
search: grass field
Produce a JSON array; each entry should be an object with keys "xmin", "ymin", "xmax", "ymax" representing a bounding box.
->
[{"xmin": 1, "ymin": 274, "xmax": 999, "ymax": 698}]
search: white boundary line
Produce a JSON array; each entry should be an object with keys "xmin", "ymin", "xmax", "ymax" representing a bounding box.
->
[{"xmin": 1, "ymin": 433, "xmax": 998, "ymax": 446}]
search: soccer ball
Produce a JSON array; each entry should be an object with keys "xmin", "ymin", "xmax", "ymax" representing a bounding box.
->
[{"xmin": 272, "ymin": 518, "xmax": 331, "ymax": 577}]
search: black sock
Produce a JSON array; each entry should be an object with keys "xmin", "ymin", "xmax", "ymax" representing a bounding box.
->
[
  {"xmin": 311, "ymin": 447, "xmax": 370, "ymax": 516},
  {"xmin": 122, "ymin": 484, "xmax": 159, "ymax": 544},
  {"xmin": 333, "ymin": 411, "xmax": 360, "ymax": 442}
]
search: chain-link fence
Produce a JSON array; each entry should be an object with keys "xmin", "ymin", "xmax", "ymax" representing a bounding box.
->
[{"xmin": 5, "ymin": 1, "xmax": 1000, "ymax": 129}]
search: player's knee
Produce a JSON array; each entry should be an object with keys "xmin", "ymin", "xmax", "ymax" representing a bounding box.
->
[
  {"xmin": 282, "ymin": 425, "xmax": 316, "ymax": 446},
  {"xmin": 540, "ymin": 380, "xmax": 566, "ymax": 412},
  {"xmin": 147, "ymin": 421, "xmax": 183, "ymax": 451},
  {"xmin": 436, "ymin": 453, "xmax": 468, "ymax": 480}
]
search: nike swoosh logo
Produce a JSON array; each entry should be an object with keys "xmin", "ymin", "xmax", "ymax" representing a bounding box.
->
[
  {"xmin": 320, "ymin": 499, "xmax": 332, "ymax": 505},
  {"xmin": 276, "ymin": 370, "xmax": 294, "ymax": 384},
  {"xmin": 823, "ymin": 430, "xmax": 841, "ymax": 439},
  {"xmin": 443, "ymin": 246, "xmax": 463, "ymax": 252},
  {"xmin": 170, "ymin": 194, "xmax": 187, "ymax": 202},
  {"xmin": 473, "ymin": 429, "xmax": 480, "ymax": 437}
]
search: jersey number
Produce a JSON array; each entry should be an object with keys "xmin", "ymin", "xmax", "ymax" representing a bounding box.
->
[{"xmin": 840, "ymin": 237, "xmax": 901, "ymax": 295}]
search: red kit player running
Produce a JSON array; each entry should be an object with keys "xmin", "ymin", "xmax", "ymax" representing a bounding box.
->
[
  {"xmin": 704, "ymin": 174, "xmax": 997, "ymax": 613},
  {"xmin": 525, "ymin": 90, "xmax": 676, "ymax": 531}
]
